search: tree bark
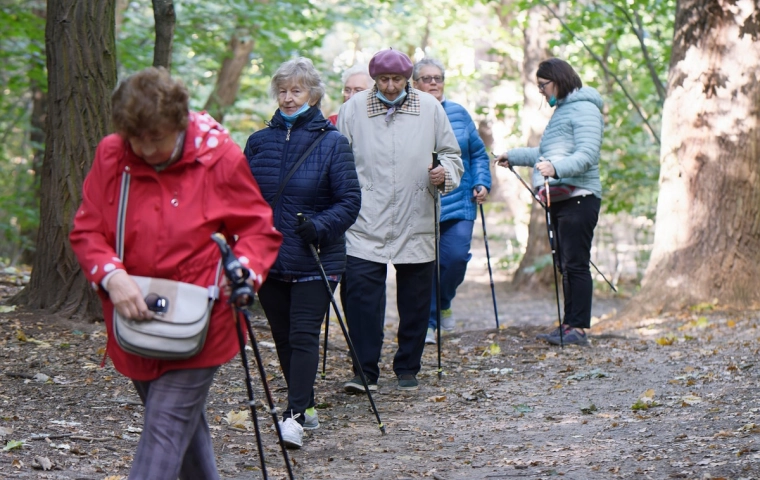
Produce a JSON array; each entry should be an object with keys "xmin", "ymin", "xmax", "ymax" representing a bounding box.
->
[
  {"xmin": 511, "ymin": 7, "xmax": 554, "ymax": 290},
  {"xmin": 152, "ymin": 0, "xmax": 175, "ymax": 69},
  {"xmin": 202, "ymin": 35, "xmax": 254, "ymax": 122},
  {"xmin": 635, "ymin": 0, "xmax": 760, "ymax": 311},
  {"xmin": 12, "ymin": 0, "xmax": 117, "ymax": 319}
]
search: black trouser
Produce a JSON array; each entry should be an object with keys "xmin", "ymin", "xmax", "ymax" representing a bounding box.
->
[
  {"xmin": 551, "ymin": 194, "xmax": 601, "ymax": 329},
  {"xmin": 257, "ymin": 278, "xmax": 335, "ymax": 424},
  {"xmin": 343, "ymin": 256, "xmax": 434, "ymax": 382}
]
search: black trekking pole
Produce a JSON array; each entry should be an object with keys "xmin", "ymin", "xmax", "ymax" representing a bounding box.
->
[
  {"xmin": 210, "ymin": 233, "xmax": 295, "ymax": 480},
  {"xmin": 296, "ymin": 214, "xmax": 386, "ymax": 435},
  {"xmin": 498, "ymin": 162, "xmax": 565, "ymax": 347},
  {"xmin": 432, "ymin": 153, "xmax": 443, "ymax": 380},
  {"xmin": 320, "ymin": 305, "xmax": 330, "ymax": 379},
  {"xmin": 476, "ymin": 187, "xmax": 500, "ymax": 329},
  {"xmin": 543, "ymin": 175, "xmax": 565, "ymax": 347}
]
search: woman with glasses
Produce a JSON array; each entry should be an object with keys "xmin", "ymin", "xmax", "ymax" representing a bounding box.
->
[
  {"xmin": 495, "ymin": 58, "xmax": 604, "ymax": 346},
  {"xmin": 412, "ymin": 58, "xmax": 492, "ymax": 345},
  {"xmin": 244, "ymin": 57, "xmax": 361, "ymax": 448},
  {"xmin": 70, "ymin": 67, "xmax": 282, "ymax": 480}
]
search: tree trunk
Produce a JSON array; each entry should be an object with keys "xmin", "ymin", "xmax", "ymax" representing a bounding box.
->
[
  {"xmin": 152, "ymin": 0, "xmax": 175, "ymax": 69},
  {"xmin": 12, "ymin": 0, "xmax": 117, "ymax": 319},
  {"xmin": 636, "ymin": 0, "xmax": 760, "ymax": 311},
  {"xmin": 511, "ymin": 7, "xmax": 554, "ymax": 290},
  {"xmin": 203, "ymin": 35, "xmax": 254, "ymax": 122}
]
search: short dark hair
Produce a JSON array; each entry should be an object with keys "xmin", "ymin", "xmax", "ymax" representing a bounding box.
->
[
  {"xmin": 111, "ymin": 67, "xmax": 189, "ymax": 138},
  {"xmin": 536, "ymin": 58, "xmax": 582, "ymax": 100}
]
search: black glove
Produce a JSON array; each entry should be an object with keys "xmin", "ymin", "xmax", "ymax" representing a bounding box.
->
[{"xmin": 294, "ymin": 218, "xmax": 319, "ymax": 245}]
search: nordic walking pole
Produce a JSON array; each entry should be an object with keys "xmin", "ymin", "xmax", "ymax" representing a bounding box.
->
[
  {"xmin": 432, "ymin": 153, "xmax": 443, "ymax": 380},
  {"xmin": 476, "ymin": 187, "xmax": 499, "ymax": 329},
  {"xmin": 543, "ymin": 173, "xmax": 564, "ymax": 348},
  {"xmin": 210, "ymin": 233, "xmax": 294, "ymax": 480},
  {"xmin": 321, "ymin": 304, "xmax": 329, "ymax": 379},
  {"xmin": 296, "ymin": 214, "xmax": 386, "ymax": 434}
]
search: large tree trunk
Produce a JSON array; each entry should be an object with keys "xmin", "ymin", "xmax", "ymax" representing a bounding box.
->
[
  {"xmin": 12, "ymin": 0, "xmax": 117, "ymax": 319},
  {"xmin": 203, "ymin": 35, "xmax": 254, "ymax": 123},
  {"xmin": 636, "ymin": 0, "xmax": 760, "ymax": 311},
  {"xmin": 510, "ymin": 7, "xmax": 554, "ymax": 289},
  {"xmin": 152, "ymin": 0, "xmax": 175, "ymax": 69}
]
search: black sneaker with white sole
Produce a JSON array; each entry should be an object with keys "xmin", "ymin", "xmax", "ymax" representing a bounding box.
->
[{"xmin": 343, "ymin": 375, "xmax": 378, "ymax": 393}]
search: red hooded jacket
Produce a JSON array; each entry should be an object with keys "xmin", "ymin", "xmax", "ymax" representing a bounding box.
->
[{"xmin": 70, "ymin": 112, "xmax": 282, "ymax": 381}]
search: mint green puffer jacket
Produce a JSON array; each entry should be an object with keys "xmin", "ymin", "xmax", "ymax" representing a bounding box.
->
[{"xmin": 507, "ymin": 87, "xmax": 604, "ymax": 198}]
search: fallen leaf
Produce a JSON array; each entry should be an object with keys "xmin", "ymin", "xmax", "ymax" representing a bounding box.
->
[
  {"xmin": 426, "ymin": 395, "xmax": 446, "ymax": 403},
  {"xmin": 32, "ymin": 456, "xmax": 53, "ymax": 471},
  {"xmin": 4, "ymin": 440, "xmax": 23, "ymax": 451},
  {"xmin": 224, "ymin": 410, "xmax": 249, "ymax": 429}
]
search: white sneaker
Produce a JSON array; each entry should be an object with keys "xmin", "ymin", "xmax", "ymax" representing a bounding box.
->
[
  {"xmin": 303, "ymin": 407, "xmax": 319, "ymax": 430},
  {"xmin": 278, "ymin": 417, "xmax": 303, "ymax": 449},
  {"xmin": 425, "ymin": 328, "xmax": 436, "ymax": 345},
  {"xmin": 440, "ymin": 308, "xmax": 455, "ymax": 331}
]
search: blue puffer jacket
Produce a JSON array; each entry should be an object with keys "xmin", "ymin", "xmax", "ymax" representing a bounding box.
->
[
  {"xmin": 507, "ymin": 87, "xmax": 604, "ymax": 198},
  {"xmin": 440, "ymin": 100, "xmax": 492, "ymax": 222},
  {"xmin": 244, "ymin": 106, "xmax": 361, "ymax": 278}
]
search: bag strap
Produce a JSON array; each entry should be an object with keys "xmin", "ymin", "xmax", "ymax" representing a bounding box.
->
[
  {"xmin": 270, "ymin": 129, "xmax": 330, "ymax": 208},
  {"xmin": 116, "ymin": 172, "xmax": 222, "ymax": 298}
]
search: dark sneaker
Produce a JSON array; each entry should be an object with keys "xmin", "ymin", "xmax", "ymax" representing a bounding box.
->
[
  {"xmin": 545, "ymin": 326, "xmax": 589, "ymax": 346},
  {"xmin": 397, "ymin": 374, "xmax": 419, "ymax": 391},
  {"xmin": 343, "ymin": 375, "xmax": 378, "ymax": 393},
  {"xmin": 536, "ymin": 326, "xmax": 562, "ymax": 341}
]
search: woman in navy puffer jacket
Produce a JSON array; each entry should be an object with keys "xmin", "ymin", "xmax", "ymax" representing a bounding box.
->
[
  {"xmin": 496, "ymin": 58, "xmax": 604, "ymax": 347},
  {"xmin": 244, "ymin": 57, "xmax": 360, "ymax": 449}
]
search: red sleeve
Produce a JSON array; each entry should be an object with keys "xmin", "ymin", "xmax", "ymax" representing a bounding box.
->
[
  {"xmin": 213, "ymin": 143, "xmax": 282, "ymax": 290},
  {"xmin": 69, "ymin": 137, "xmax": 125, "ymax": 291}
]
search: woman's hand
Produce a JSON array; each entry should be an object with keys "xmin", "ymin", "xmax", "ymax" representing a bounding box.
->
[
  {"xmin": 536, "ymin": 160, "xmax": 556, "ymax": 178},
  {"xmin": 107, "ymin": 271, "xmax": 153, "ymax": 321},
  {"xmin": 428, "ymin": 164, "xmax": 446, "ymax": 186},
  {"xmin": 494, "ymin": 152, "xmax": 510, "ymax": 169},
  {"xmin": 472, "ymin": 186, "xmax": 488, "ymax": 205}
]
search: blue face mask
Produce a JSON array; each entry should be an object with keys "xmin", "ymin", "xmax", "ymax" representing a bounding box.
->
[
  {"xmin": 280, "ymin": 102, "xmax": 311, "ymax": 124},
  {"xmin": 376, "ymin": 89, "xmax": 407, "ymax": 106},
  {"xmin": 548, "ymin": 95, "xmax": 557, "ymax": 107}
]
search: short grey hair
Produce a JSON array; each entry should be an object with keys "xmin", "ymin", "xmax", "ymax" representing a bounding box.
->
[
  {"xmin": 412, "ymin": 57, "xmax": 446, "ymax": 81},
  {"xmin": 341, "ymin": 64, "xmax": 372, "ymax": 85},
  {"xmin": 270, "ymin": 57, "xmax": 325, "ymax": 105}
]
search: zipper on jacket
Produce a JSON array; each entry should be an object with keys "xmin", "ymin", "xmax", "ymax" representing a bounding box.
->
[{"xmin": 286, "ymin": 127, "xmax": 291, "ymax": 141}]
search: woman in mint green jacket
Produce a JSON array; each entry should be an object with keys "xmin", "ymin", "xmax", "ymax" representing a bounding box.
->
[{"xmin": 496, "ymin": 58, "xmax": 604, "ymax": 346}]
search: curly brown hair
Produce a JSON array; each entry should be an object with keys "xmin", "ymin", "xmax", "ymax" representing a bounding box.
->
[{"xmin": 111, "ymin": 67, "xmax": 189, "ymax": 138}]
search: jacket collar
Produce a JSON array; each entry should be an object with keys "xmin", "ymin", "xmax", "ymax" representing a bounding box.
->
[
  {"xmin": 268, "ymin": 105, "xmax": 334, "ymax": 132},
  {"xmin": 366, "ymin": 84, "xmax": 420, "ymax": 118}
]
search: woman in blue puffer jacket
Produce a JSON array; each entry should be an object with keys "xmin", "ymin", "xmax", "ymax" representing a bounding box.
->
[
  {"xmin": 412, "ymin": 58, "xmax": 492, "ymax": 344},
  {"xmin": 243, "ymin": 57, "xmax": 360, "ymax": 449},
  {"xmin": 496, "ymin": 58, "xmax": 604, "ymax": 347}
]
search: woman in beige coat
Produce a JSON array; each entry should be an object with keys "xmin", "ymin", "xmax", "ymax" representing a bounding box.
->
[{"xmin": 337, "ymin": 48, "xmax": 463, "ymax": 392}]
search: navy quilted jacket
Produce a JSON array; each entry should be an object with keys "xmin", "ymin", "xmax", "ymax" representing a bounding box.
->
[
  {"xmin": 440, "ymin": 100, "xmax": 492, "ymax": 222},
  {"xmin": 244, "ymin": 106, "xmax": 360, "ymax": 278}
]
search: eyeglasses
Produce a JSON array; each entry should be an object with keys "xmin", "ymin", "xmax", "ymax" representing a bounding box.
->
[
  {"xmin": 145, "ymin": 293, "xmax": 169, "ymax": 314},
  {"xmin": 418, "ymin": 75, "xmax": 444, "ymax": 84},
  {"xmin": 538, "ymin": 80, "xmax": 553, "ymax": 91}
]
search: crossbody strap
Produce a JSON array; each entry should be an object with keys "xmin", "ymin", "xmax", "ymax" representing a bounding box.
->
[
  {"xmin": 116, "ymin": 172, "xmax": 222, "ymax": 297},
  {"xmin": 270, "ymin": 129, "xmax": 330, "ymax": 208}
]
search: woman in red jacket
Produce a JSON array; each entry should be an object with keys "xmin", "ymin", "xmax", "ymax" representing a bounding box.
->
[{"xmin": 69, "ymin": 67, "xmax": 282, "ymax": 480}]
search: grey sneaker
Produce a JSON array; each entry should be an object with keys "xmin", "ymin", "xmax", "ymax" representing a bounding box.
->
[
  {"xmin": 440, "ymin": 308, "xmax": 455, "ymax": 331},
  {"xmin": 303, "ymin": 407, "xmax": 319, "ymax": 431},
  {"xmin": 397, "ymin": 374, "xmax": 419, "ymax": 391},
  {"xmin": 536, "ymin": 326, "xmax": 562, "ymax": 341},
  {"xmin": 343, "ymin": 375, "xmax": 378, "ymax": 393},
  {"xmin": 545, "ymin": 326, "xmax": 589, "ymax": 346},
  {"xmin": 278, "ymin": 417, "xmax": 303, "ymax": 449},
  {"xmin": 425, "ymin": 327, "xmax": 436, "ymax": 345}
]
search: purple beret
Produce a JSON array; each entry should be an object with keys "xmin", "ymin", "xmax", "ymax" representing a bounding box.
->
[{"xmin": 368, "ymin": 49, "xmax": 413, "ymax": 79}]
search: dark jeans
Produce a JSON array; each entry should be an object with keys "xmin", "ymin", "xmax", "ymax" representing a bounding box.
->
[
  {"xmin": 429, "ymin": 219, "xmax": 474, "ymax": 329},
  {"xmin": 130, "ymin": 367, "xmax": 220, "ymax": 480},
  {"xmin": 552, "ymin": 194, "xmax": 601, "ymax": 329},
  {"xmin": 257, "ymin": 278, "xmax": 334, "ymax": 424},
  {"xmin": 343, "ymin": 256, "xmax": 434, "ymax": 382}
]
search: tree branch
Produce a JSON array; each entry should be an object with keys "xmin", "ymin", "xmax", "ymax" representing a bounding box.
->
[
  {"xmin": 538, "ymin": 0, "xmax": 661, "ymax": 145},
  {"xmin": 152, "ymin": 0, "xmax": 175, "ymax": 69}
]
